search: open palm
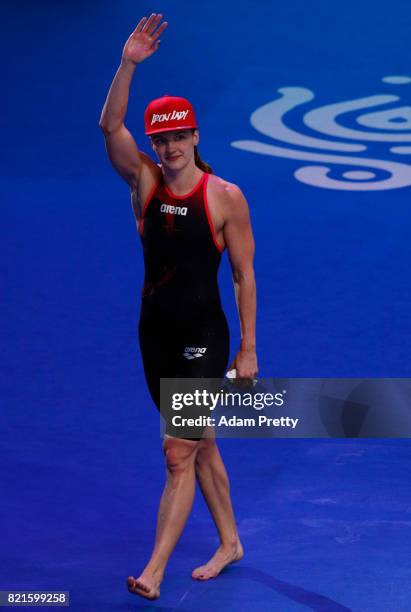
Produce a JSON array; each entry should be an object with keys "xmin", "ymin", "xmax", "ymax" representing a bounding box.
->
[{"xmin": 122, "ymin": 13, "xmax": 168, "ymax": 64}]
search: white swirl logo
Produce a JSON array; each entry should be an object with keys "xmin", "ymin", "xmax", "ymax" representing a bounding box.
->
[{"xmin": 231, "ymin": 75, "xmax": 411, "ymax": 191}]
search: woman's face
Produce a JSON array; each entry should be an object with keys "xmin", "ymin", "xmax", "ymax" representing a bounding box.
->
[{"xmin": 150, "ymin": 129, "xmax": 199, "ymax": 169}]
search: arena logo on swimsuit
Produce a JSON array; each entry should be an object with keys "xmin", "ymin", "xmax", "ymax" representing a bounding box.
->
[
  {"xmin": 183, "ymin": 347, "xmax": 207, "ymax": 360},
  {"xmin": 151, "ymin": 109, "xmax": 190, "ymax": 125},
  {"xmin": 160, "ymin": 203, "xmax": 188, "ymax": 216}
]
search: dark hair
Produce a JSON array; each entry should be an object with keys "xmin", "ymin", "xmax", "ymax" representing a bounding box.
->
[{"xmin": 192, "ymin": 130, "xmax": 213, "ymax": 174}]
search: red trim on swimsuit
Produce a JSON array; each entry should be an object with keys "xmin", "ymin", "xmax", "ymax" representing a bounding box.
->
[
  {"xmin": 163, "ymin": 172, "xmax": 206, "ymax": 200},
  {"xmin": 203, "ymin": 174, "xmax": 224, "ymax": 253}
]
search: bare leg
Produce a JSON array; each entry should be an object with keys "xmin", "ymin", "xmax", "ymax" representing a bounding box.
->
[
  {"xmin": 192, "ymin": 428, "xmax": 243, "ymax": 580},
  {"xmin": 127, "ymin": 435, "xmax": 200, "ymax": 599}
]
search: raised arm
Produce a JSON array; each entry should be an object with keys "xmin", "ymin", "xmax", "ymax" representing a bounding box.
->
[
  {"xmin": 223, "ymin": 185, "xmax": 258, "ymax": 379},
  {"xmin": 99, "ymin": 14, "xmax": 167, "ymax": 198}
]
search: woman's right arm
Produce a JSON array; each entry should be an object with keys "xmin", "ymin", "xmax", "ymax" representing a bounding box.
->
[{"xmin": 99, "ymin": 14, "xmax": 168, "ymax": 191}]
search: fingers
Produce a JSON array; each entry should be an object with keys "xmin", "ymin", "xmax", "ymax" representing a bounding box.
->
[
  {"xmin": 133, "ymin": 16, "xmax": 147, "ymax": 33},
  {"xmin": 148, "ymin": 39, "xmax": 161, "ymax": 55},
  {"xmin": 144, "ymin": 37, "xmax": 163, "ymax": 59},
  {"xmin": 151, "ymin": 20, "xmax": 168, "ymax": 41},
  {"xmin": 132, "ymin": 13, "xmax": 167, "ymax": 48},
  {"xmin": 142, "ymin": 13, "xmax": 157, "ymax": 32},
  {"xmin": 143, "ymin": 13, "xmax": 164, "ymax": 35},
  {"xmin": 148, "ymin": 24, "xmax": 167, "ymax": 51}
]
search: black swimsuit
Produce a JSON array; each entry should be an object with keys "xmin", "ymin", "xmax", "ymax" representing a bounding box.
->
[{"xmin": 138, "ymin": 171, "xmax": 230, "ymax": 436}]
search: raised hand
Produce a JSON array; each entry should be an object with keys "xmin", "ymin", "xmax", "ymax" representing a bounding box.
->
[{"xmin": 122, "ymin": 14, "xmax": 168, "ymax": 65}]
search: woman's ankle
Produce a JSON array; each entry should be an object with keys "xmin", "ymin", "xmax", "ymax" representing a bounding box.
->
[
  {"xmin": 141, "ymin": 563, "xmax": 165, "ymax": 582},
  {"xmin": 219, "ymin": 536, "xmax": 241, "ymax": 551}
]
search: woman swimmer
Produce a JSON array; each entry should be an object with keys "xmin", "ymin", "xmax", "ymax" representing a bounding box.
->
[{"xmin": 99, "ymin": 13, "xmax": 258, "ymax": 600}]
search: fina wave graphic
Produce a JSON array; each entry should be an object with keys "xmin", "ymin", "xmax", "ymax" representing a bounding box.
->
[{"xmin": 231, "ymin": 75, "xmax": 411, "ymax": 191}]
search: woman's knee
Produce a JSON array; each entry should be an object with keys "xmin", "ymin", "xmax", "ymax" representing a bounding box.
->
[
  {"xmin": 195, "ymin": 437, "xmax": 218, "ymax": 467},
  {"xmin": 163, "ymin": 436, "xmax": 200, "ymax": 473}
]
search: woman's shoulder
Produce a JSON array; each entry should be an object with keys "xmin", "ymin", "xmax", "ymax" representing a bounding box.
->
[
  {"xmin": 207, "ymin": 173, "xmax": 245, "ymax": 208},
  {"xmin": 207, "ymin": 173, "xmax": 242, "ymax": 197}
]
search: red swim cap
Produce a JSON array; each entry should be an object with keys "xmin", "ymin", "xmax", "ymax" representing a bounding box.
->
[{"xmin": 144, "ymin": 95, "xmax": 198, "ymax": 135}]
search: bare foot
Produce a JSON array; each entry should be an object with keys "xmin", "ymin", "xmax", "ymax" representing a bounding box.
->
[
  {"xmin": 192, "ymin": 540, "xmax": 244, "ymax": 580},
  {"xmin": 126, "ymin": 572, "xmax": 161, "ymax": 600}
]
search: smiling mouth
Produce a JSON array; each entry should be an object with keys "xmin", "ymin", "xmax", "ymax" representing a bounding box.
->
[{"xmin": 166, "ymin": 155, "xmax": 181, "ymax": 161}]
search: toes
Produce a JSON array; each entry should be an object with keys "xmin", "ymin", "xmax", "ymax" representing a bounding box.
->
[
  {"xmin": 127, "ymin": 577, "xmax": 136, "ymax": 589},
  {"xmin": 192, "ymin": 570, "xmax": 211, "ymax": 580},
  {"xmin": 135, "ymin": 579, "xmax": 149, "ymax": 592},
  {"xmin": 126, "ymin": 575, "xmax": 160, "ymax": 600},
  {"xmin": 127, "ymin": 576, "xmax": 149, "ymax": 594},
  {"xmin": 192, "ymin": 569, "xmax": 205, "ymax": 579}
]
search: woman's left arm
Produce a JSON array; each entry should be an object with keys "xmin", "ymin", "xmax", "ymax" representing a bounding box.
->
[{"xmin": 223, "ymin": 184, "xmax": 258, "ymax": 379}]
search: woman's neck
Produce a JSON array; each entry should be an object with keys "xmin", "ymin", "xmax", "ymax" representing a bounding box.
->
[{"xmin": 162, "ymin": 161, "xmax": 204, "ymax": 196}]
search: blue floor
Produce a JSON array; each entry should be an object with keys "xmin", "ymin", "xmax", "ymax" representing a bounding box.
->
[{"xmin": 2, "ymin": 1, "xmax": 411, "ymax": 610}]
